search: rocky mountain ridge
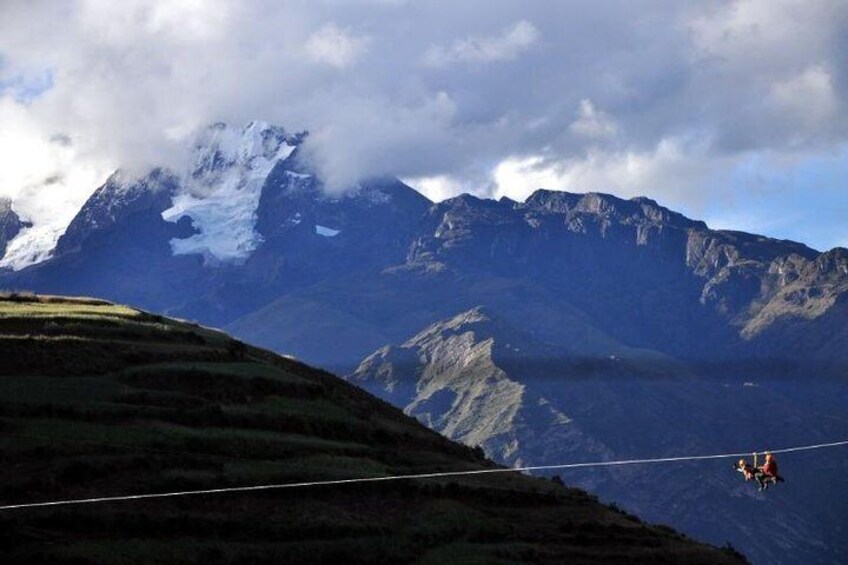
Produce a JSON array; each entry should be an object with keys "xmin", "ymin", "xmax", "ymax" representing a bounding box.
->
[
  {"xmin": 3, "ymin": 125, "xmax": 846, "ymax": 373},
  {"xmin": 0, "ymin": 198, "xmax": 29, "ymax": 259}
]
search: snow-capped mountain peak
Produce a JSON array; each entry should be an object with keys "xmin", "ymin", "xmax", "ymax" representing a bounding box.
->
[
  {"xmin": 161, "ymin": 122, "xmax": 302, "ymax": 263},
  {"xmin": 0, "ymin": 121, "xmax": 421, "ymax": 271},
  {"xmin": 190, "ymin": 121, "xmax": 298, "ymax": 177}
]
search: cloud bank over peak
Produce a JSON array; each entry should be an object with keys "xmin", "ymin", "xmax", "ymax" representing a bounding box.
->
[
  {"xmin": 0, "ymin": 0, "xmax": 846, "ymax": 249},
  {"xmin": 421, "ymin": 20, "xmax": 539, "ymax": 67},
  {"xmin": 306, "ymin": 23, "xmax": 370, "ymax": 68}
]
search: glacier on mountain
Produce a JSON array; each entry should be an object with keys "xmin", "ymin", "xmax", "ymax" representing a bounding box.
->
[
  {"xmin": 0, "ymin": 223, "xmax": 66, "ymax": 270},
  {"xmin": 161, "ymin": 122, "xmax": 298, "ymax": 263},
  {"xmin": 0, "ymin": 121, "xmax": 301, "ymax": 269}
]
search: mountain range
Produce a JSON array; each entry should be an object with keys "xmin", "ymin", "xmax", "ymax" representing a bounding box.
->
[{"xmin": 1, "ymin": 121, "xmax": 846, "ymax": 564}]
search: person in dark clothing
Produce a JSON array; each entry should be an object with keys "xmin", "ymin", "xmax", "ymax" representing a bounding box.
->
[
  {"xmin": 735, "ymin": 457, "xmax": 766, "ymax": 489},
  {"xmin": 753, "ymin": 452, "xmax": 785, "ymax": 491},
  {"xmin": 735, "ymin": 452, "xmax": 786, "ymax": 491}
]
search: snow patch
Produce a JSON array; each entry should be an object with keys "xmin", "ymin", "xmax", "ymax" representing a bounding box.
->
[
  {"xmin": 315, "ymin": 225, "xmax": 340, "ymax": 237},
  {"xmin": 162, "ymin": 122, "xmax": 297, "ymax": 262},
  {"xmin": 363, "ymin": 188, "xmax": 391, "ymax": 205},
  {"xmin": 0, "ymin": 223, "xmax": 66, "ymax": 270},
  {"xmin": 346, "ymin": 183, "xmax": 391, "ymax": 206}
]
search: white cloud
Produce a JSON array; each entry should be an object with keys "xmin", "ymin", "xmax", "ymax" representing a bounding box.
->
[
  {"xmin": 302, "ymin": 90, "xmax": 460, "ymax": 191},
  {"xmin": 74, "ymin": 0, "xmax": 230, "ymax": 46},
  {"xmin": 0, "ymin": 0, "xmax": 846, "ymax": 249},
  {"xmin": 402, "ymin": 175, "xmax": 459, "ymax": 202},
  {"xmin": 687, "ymin": 0, "xmax": 847, "ymax": 151},
  {"xmin": 422, "ymin": 20, "xmax": 539, "ymax": 67},
  {"xmin": 0, "ymin": 96, "xmax": 112, "ymax": 212},
  {"xmin": 569, "ymin": 99, "xmax": 617, "ymax": 139},
  {"xmin": 305, "ymin": 23, "xmax": 369, "ymax": 68},
  {"xmin": 690, "ymin": 0, "xmax": 836, "ymax": 70},
  {"xmin": 771, "ymin": 65, "xmax": 838, "ymax": 134},
  {"xmin": 492, "ymin": 137, "xmax": 732, "ymax": 211},
  {"xmin": 403, "ymin": 174, "xmax": 492, "ymax": 202},
  {"xmin": 0, "ymin": 95, "xmax": 112, "ymax": 268}
]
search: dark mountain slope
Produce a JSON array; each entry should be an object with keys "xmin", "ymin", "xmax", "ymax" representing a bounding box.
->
[
  {"xmin": 2, "ymin": 170, "xmax": 208, "ymax": 314},
  {"xmin": 0, "ymin": 294, "xmax": 744, "ymax": 564},
  {"xmin": 226, "ymin": 188, "xmax": 848, "ymax": 377},
  {"xmin": 224, "ymin": 263, "xmax": 651, "ymax": 372}
]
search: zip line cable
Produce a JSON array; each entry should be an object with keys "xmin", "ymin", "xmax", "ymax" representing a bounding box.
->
[{"xmin": 2, "ymin": 438, "xmax": 847, "ymax": 512}]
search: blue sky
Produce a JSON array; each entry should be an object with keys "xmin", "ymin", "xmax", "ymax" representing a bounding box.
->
[
  {"xmin": 0, "ymin": 60, "xmax": 53, "ymax": 104},
  {"xmin": 0, "ymin": 0, "xmax": 846, "ymax": 251},
  {"xmin": 702, "ymin": 148, "xmax": 848, "ymax": 250}
]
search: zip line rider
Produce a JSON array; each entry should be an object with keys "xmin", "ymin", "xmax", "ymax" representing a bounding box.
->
[
  {"xmin": 735, "ymin": 451, "xmax": 785, "ymax": 491},
  {"xmin": 757, "ymin": 452, "xmax": 785, "ymax": 489}
]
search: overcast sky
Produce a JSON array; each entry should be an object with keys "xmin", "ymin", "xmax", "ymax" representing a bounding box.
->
[{"xmin": 1, "ymin": 0, "xmax": 846, "ymax": 250}]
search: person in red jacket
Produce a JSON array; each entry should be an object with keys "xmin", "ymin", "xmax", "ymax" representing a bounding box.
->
[
  {"xmin": 762, "ymin": 453, "xmax": 778, "ymax": 477},
  {"xmin": 755, "ymin": 452, "xmax": 785, "ymax": 491}
]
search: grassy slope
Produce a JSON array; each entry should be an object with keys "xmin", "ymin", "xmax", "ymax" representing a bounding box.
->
[{"xmin": 0, "ymin": 294, "xmax": 745, "ymax": 564}]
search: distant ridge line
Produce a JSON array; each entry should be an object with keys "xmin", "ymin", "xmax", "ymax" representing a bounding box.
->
[{"xmin": 2, "ymin": 439, "xmax": 846, "ymax": 511}]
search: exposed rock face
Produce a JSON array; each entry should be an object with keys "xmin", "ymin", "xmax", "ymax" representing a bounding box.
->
[
  {"xmin": 56, "ymin": 169, "xmax": 184, "ymax": 256},
  {"xmin": 351, "ymin": 308, "xmax": 602, "ymax": 466},
  {"xmin": 399, "ymin": 190, "xmax": 846, "ymax": 371},
  {"xmin": 251, "ymin": 146, "xmax": 431, "ymax": 285},
  {"xmin": 0, "ymin": 198, "xmax": 29, "ymax": 260}
]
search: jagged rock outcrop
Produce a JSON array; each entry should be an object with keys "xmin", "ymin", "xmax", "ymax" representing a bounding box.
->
[
  {"xmin": 0, "ymin": 198, "xmax": 29, "ymax": 259},
  {"xmin": 400, "ymin": 190, "xmax": 847, "ymax": 370},
  {"xmin": 56, "ymin": 169, "xmax": 185, "ymax": 256},
  {"xmin": 353, "ymin": 307, "xmax": 624, "ymax": 466}
]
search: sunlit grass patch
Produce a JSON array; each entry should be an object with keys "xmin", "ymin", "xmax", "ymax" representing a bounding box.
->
[{"xmin": 0, "ymin": 300, "xmax": 140, "ymax": 319}]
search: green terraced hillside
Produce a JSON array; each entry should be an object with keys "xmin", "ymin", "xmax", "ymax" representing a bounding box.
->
[{"xmin": 0, "ymin": 294, "xmax": 745, "ymax": 564}]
